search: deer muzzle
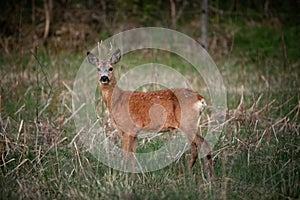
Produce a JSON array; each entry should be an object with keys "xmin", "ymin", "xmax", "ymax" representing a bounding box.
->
[{"xmin": 100, "ymin": 76, "xmax": 109, "ymax": 84}]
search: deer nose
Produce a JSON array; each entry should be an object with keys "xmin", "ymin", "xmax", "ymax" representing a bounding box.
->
[{"xmin": 100, "ymin": 76, "xmax": 109, "ymax": 83}]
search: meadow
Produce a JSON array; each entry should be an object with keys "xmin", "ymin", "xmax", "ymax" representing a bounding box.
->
[{"xmin": 0, "ymin": 17, "xmax": 299, "ymax": 199}]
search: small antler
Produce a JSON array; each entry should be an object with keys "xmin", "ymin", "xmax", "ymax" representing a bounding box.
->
[
  {"xmin": 98, "ymin": 41, "xmax": 103, "ymax": 60},
  {"xmin": 107, "ymin": 41, "xmax": 114, "ymax": 58},
  {"xmin": 109, "ymin": 42, "xmax": 113, "ymax": 52},
  {"xmin": 98, "ymin": 41, "xmax": 114, "ymax": 60}
]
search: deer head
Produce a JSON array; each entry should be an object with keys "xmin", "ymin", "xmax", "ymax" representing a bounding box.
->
[{"xmin": 87, "ymin": 48, "xmax": 121, "ymax": 85}]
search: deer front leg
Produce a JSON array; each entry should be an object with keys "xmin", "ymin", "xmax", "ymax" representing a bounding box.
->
[
  {"xmin": 121, "ymin": 133, "xmax": 137, "ymax": 171},
  {"xmin": 129, "ymin": 135, "xmax": 137, "ymax": 170}
]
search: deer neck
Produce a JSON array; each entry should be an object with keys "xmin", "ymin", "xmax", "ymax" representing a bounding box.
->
[{"xmin": 99, "ymin": 75, "xmax": 122, "ymax": 112}]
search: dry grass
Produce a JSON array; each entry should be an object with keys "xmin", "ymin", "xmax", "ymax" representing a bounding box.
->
[
  {"xmin": 1, "ymin": 57, "xmax": 299, "ymax": 199},
  {"xmin": 0, "ymin": 22, "xmax": 299, "ymax": 199}
]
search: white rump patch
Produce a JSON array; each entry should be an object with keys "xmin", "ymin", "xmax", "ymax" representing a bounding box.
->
[{"xmin": 193, "ymin": 99, "xmax": 207, "ymax": 112}]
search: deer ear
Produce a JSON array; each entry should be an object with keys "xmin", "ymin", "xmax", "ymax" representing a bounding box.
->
[
  {"xmin": 109, "ymin": 49, "xmax": 121, "ymax": 64},
  {"xmin": 87, "ymin": 52, "xmax": 99, "ymax": 65}
]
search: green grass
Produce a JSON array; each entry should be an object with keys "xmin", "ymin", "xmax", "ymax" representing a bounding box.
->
[{"xmin": 1, "ymin": 20, "xmax": 300, "ymax": 199}]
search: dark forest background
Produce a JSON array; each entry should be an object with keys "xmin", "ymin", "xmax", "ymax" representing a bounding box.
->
[{"xmin": 1, "ymin": 0, "xmax": 299, "ymax": 56}]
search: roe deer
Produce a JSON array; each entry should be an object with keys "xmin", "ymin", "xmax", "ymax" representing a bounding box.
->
[{"xmin": 87, "ymin": 45, "xmax": 214, "ymax": 177}]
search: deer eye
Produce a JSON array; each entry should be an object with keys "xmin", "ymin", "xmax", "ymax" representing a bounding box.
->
[
  {"xmin": 108, "ymin": 67, "xmax": 113, "ymax": 72},
  {"xmin": 97, "ymin": 68, "xmax": 101, "ymax": 71}
]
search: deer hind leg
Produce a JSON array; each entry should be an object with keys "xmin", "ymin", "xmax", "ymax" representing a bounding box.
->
[
  {"xmin": 188, "ymin": 141, "xmax": 198, "ymax": 170},
  {"xmin": 190, "ymin": 134, "xmax": 214, "ymax": 177},
  {"xmin": 121, "ymin": 133, "xmax": 137, "ymax": 171}
]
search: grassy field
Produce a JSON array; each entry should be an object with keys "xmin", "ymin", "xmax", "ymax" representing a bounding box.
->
[{"xmin": 0, "ymin": 19, "xmax": 299, "ymax": 199}]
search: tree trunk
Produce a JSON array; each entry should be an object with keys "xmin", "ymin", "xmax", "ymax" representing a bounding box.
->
[
  {"xmin": 169, "ymin": 0, "xmax": 176, "ymax": 29},
  {"xmin": 43, "ymin": 0, "xmax": 53, "ymax": 41},
  {"xmin": 201, "ymin": 0, "xmax": 208, "ymax": 49}
]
